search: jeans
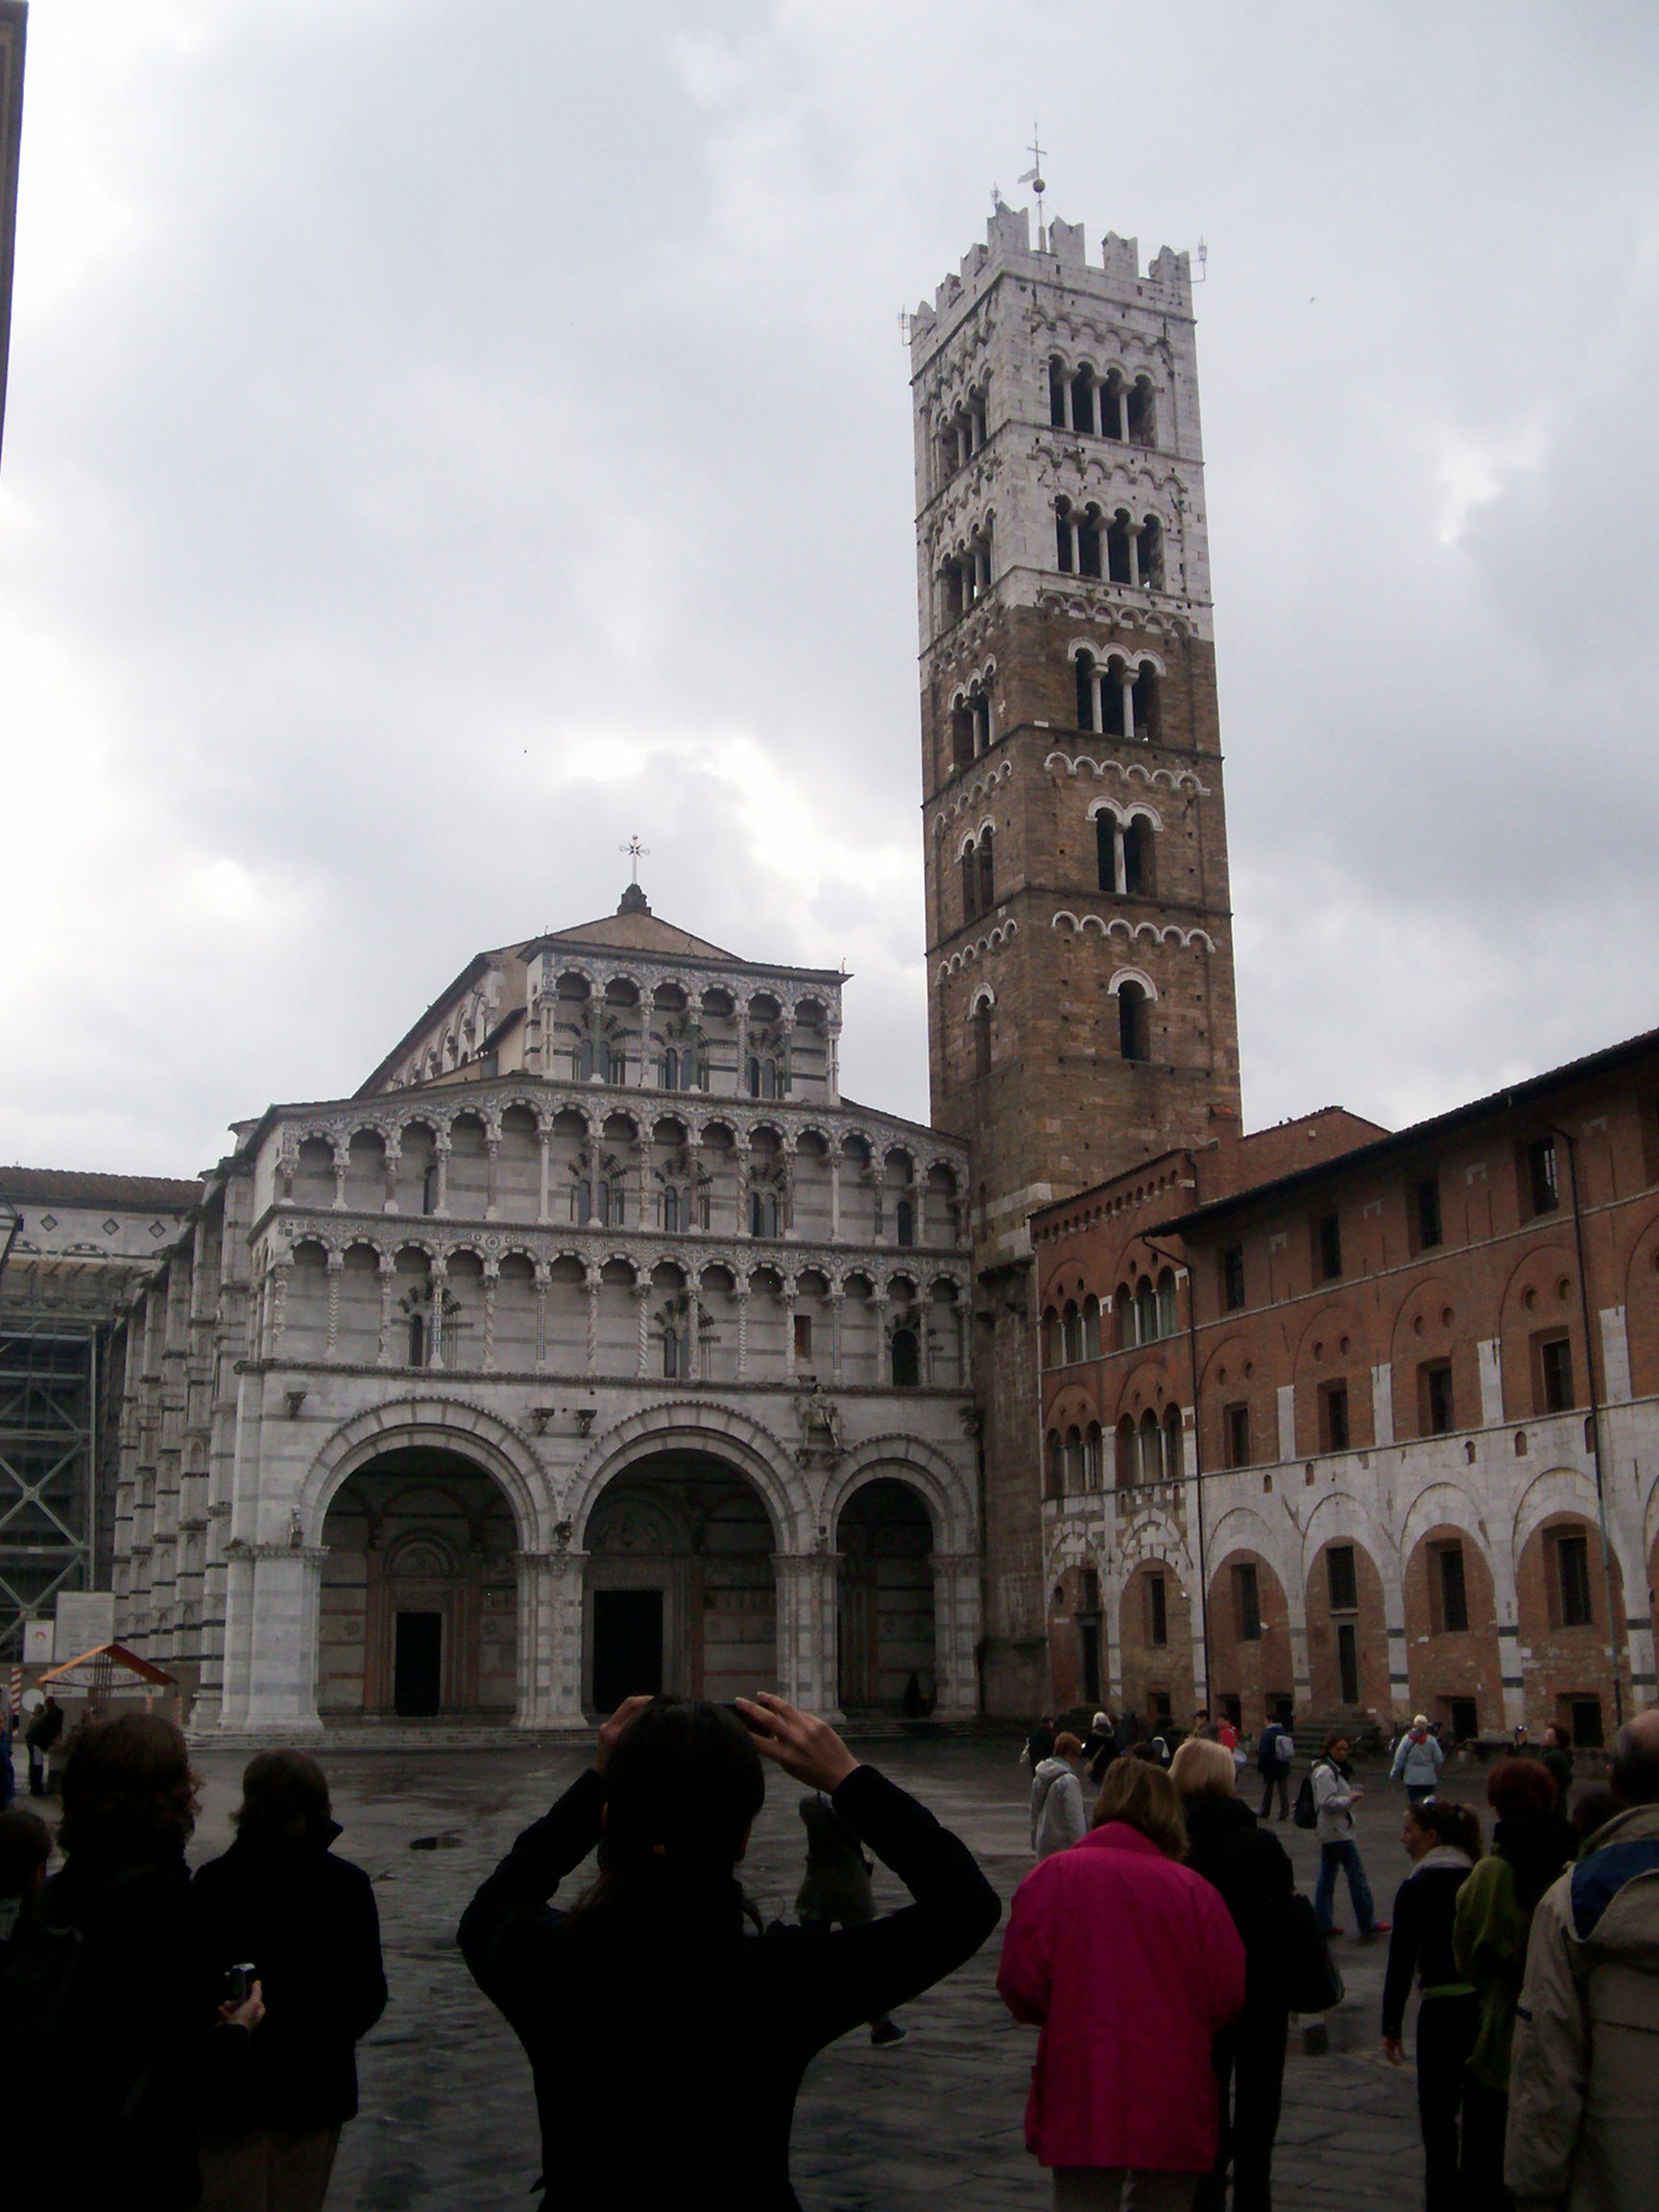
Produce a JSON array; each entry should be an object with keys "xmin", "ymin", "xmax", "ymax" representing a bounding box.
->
[
  {"xmin": 1314, "ymin": 1838, "xmax": 1376, "ymax": 1935},
  {"xmin": 1414, "ymin": 1991, "xmax": 1479, "ymax": 2212},
  {"xmin": 1407, "ymin": 1783, "xmax": 1436, "ymax": 1807},
  {"xmin": 1259, "ymin": 1768, "xmax": 1290, "ymax": 1820}
]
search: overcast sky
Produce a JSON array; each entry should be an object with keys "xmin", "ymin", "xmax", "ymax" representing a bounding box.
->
[{"xmin": 2, "ymin": 1, "xmax": 1657, "ymax": 1178}]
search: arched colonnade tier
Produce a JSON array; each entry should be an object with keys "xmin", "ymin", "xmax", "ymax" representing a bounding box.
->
[
  {"xmin": 1040, "ymin": 1463, "xmax": 1651, "ymax": 1745},
  {"xmin": 272, "ymin": 1102, "xmax": 965, "ymax": 1252},
  {"xmin": 384, "ymin": 961, "xmax": 843, "ymax": 1099},
  {"xmin": 261, "ymin": 1232, "xmax": 969, "ymax": 1390},
  {"xmin": 214, "ymin": 1399, "xmax": 980, "ymax": 1735}
]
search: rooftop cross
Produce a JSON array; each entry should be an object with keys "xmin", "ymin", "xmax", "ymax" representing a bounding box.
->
[
  {"xmin": 620, "ymin": 835, "xmax": 650, "ymax": 886},
  {"xmin": 1018, "ymin": 126, "xmax": 1047, "ymax": 246}
]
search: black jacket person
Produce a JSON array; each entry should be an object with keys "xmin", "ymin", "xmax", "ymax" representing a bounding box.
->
[{"xmin": 459, "ymin": 1694, "xmax": 999, "ymax": 2211}]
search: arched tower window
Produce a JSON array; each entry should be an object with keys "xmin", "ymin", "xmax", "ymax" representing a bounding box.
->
[
  {"xmin": 1048, "ymin": 358, "xmax": 1068, "ymax": 429},
  {"xmin": 1156, "ymin": 1268, "xmax": 1178, "ymax": 1336},
  {"xmin": 890, "ymin": 1324, "xmax": 921, "ymax": 1388},
  {"xmin": 895, "ymin": 1196, "xmax": 916, "ymax": 1248},
  {"xmin": 1133, "ymin": 661, "xmax": 1161, "ymax": 743},
  {"xmin": 976, "ymin": 826, "xmax": 995, "ymax": 914},
  {"xmin": 1126, "ymin": 374, "xmax": 1156, "ymax": 446},
  {"xmin": 971, "ymin": 996, "xmax": 993, "ymax": 1078},
  {"xmin": 1135, "ymin": 1275, "xmax": 1157, "ymax": 1343},
  {"xmin": 1070, "ymin": 366, "xmax": 1095, "ymax": 435},
  {"xmin": 1118, "ymin": 980, "xmax": 1151, "ymax": 1063}
]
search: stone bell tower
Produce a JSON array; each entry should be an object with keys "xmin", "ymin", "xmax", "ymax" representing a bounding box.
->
[{"xmin": 909, "ymin": 200, "xmax": 1242, "ymax": 1711}]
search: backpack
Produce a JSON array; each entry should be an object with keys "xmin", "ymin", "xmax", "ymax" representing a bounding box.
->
[
  {"xmin": 1291, "ymin": 1769, "xmax": 1319, "ymax": 1830},
  {"xmin": 1275, "ymin": 1728, "xmax": 1294, "ymax": 1766}
]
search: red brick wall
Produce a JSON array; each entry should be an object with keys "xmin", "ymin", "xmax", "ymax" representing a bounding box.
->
[
  {"xmin": 1207, "ymin": 1549, "xmax": 1294, "ymax": 1732},
  {"xmin": 1401, "ymin": 1523, "xmax": 1503, "ymax": 1730},
  {"xmin": 1304, "ymin": 1536, "xmax": 1390, "ymax": 1719},
  {"xmin": 1118, "ymin": 1558, "xmax": 1196, "ymax": 1729}
]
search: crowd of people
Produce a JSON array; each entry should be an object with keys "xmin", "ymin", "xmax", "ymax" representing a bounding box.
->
[{"xmin": 3, "ymin": 1695, "xmax": 1656, "ymax": 2212}]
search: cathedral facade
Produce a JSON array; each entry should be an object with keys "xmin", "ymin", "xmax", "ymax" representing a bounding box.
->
[{"xmin": 110, "ymin": 893, "xmax": 981, "ymax": 1735}]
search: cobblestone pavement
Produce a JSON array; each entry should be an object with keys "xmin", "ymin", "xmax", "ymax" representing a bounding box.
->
[{"xmin": 129, "ymin": 1738, "xmax": 1502, "ymax": 2209}]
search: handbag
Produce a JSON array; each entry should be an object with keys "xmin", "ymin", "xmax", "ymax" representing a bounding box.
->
[{"xmin": 1280, "ymin": 1890, "xmax": 1344, "ymax": 2013}]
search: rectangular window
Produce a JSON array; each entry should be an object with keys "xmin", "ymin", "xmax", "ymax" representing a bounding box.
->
[
  {"xmin": 1315, "ymin": 1213, "xmax": 1343, "ymax": 1282},
  {"xmin": 1435, "ymin": 1543, "xmax": 1470, "ymax": 1634},
  {"xmin": 1422, "ymin": 1359, "xmax": 1455, "ymax": 1435},
  {"xmin": 1223, "ymin": 1403, "xmax": 1251, "ymax": 1469},
  {"xmin": 793, "ymin": 1314, "xmax": 812, "ymax": 1359},
  {"xmin": 1554, "ymin": 1533, "xmax": 1594, "ymax": 1628},
  {"xmin": 1079, "ymin": 1622, "xmax": 1101, "ymax": 1705},
  {"xmin": 1146, "ymin": 1572, "xmax": 1168, "ymax": 1647},
  {"xmin": 1220, "ymin": 1243, "xmax": 1246, "ymax": 1311},
  {"xmin": 1526, "ymin": 1135, "xmax": 1560, "ymax": 1216},
  {"xmin": 1234, "ymin": 1562, "xmax": 1262, "ymax": 1643},
  {"xmin": 1414, "ymin": 1175, "xmax": 1443, "ymax": 1251},
  {"xmin": 1537, "ymin": 1334, "xmax": 1575, "ymax": 1414},
  {"xmin": 1326, "ymin": 1543, "xmax": 1358, "ymax": 1613},
  {"xmin": 1319, "ymin": 1381, "xmax": 1351, "ymax": 1454}
]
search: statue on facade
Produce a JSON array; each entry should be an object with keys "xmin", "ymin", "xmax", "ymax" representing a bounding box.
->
[{"xmin": 795, "ymin": 1382, "xmax": 844, "ymax": 1463}]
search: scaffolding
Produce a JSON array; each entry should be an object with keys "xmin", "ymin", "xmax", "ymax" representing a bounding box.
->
[{"xmin": 0, "ymin": 1206, "xmax": 148, "ymax": 1662}]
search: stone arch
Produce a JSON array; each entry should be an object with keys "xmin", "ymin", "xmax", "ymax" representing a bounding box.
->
[
  {"xmin": 566, "ymin": 1400, "xmax": 804, "ymax": 1551},
  {"xmin": 299, "ymin": 1397, "xmax": 550, "ymax": 1552},
  {"xmin": 1207, "ymin": 1541, "xmax": 1294, "ymax": 1735},
  {"xmin": 1304, "ymin": 1524, "xmax": 1390, "ymax": 1718},
  {"xmin": 822, "ymin": 1434, "xmax": 977, "ymax": 1555}
]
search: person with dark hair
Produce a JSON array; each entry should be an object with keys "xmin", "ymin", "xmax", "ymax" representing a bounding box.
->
[
  {"xmin": 1170, "ymin": 1737, "xmax": 1296, "ymax": 2212},
  {"xmin": 1537, "ymin": 1721, "xmax": 1574, "ymax": 1811},
  {"xmin": 1381, "ymin": 1799, "xmax": 1483, "ymax": 2211},
  {"xmin": 1507, "ymin": 1706, "xmax": 1659, "ymax": 2211},
  {"xmin": 1022, "ymin": 1714, "xmax": 1058, "ymax": 1768},
  {"xmin": 36, "ymin": 1714, "xmax": 258, "ymax": 2211},
  {"xmin": 1312, "ymin": 1734, "xmax": 1387, "ymax": 1941},
  {"xmin": 0, "ymin": 1801, "xmax": 51, "ymax": 1916},
  {"xmin": 1255, "ymin": 1711, "xmax": 1295, "ymax": 1822},
  {"xmin": 24, "ymin": 1694, "xmax": 62, "ymax": 1795},
  {"xmin": 459, "ymin": 1693, "xmax": 998, "ymax": 2208},
  {"xmin": 191, "ymin": 1748, "xmax": 387, "ymax": 2211},
  {"xmin": 1453, "ymin": 1757, "xmax": 1575, "ymax": 2208},
  {"xmin": 998, "ymin": 1755, "xmax": 1247, "ymax": 2207}
]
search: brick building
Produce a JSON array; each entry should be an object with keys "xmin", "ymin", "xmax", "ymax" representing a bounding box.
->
[{"xmin": 1032, "ymin": 1034, "xmax": 1659, "ymax": 1747}]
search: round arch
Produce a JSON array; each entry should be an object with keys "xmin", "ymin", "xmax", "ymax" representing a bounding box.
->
[
  {"xmin": 821, "ymin": 1434, "xmax": 978, "ymax": 1554},
  {"xmin": 566, "ymin": 1400, "xmax": 803, "ymax": 1551},
  {"xmin": 300, "ymin": 1397, "xmax": 550, "ymax": 1552}
]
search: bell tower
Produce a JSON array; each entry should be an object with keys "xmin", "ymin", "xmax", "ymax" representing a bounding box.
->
[{"xmin": 910, "ymin": 201, "xmax": 1241, "ymax": 1711}]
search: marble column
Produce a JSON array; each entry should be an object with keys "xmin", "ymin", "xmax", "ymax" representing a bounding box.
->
[{"xmin": 774, "ymin": 1552, "xmax": 842, "ymax": 1719}]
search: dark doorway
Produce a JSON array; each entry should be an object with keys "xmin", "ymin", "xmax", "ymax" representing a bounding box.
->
[
  {"xmin": 394, "ymin": 1611, "xmax": 443, "ymax": 1717},
  {"xmin": 593, "ymin": 1589, "xmax": 664, "ymax": 1713}
]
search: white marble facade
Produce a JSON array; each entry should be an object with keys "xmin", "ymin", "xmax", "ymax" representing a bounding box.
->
[{"xmin": 114, "ymin": 896, "xmax": 981, "ymax": 1737}]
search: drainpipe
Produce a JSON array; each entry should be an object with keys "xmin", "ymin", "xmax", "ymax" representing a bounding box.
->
[{"xmin": 1552, "ymin": 1123, "xmax": 1624, "ymax": 1729}]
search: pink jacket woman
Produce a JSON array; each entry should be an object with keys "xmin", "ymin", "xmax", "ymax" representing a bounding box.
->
[{"xmin": 997, "ymin": 1761, "xmax": 1247, "ymax": 2176}]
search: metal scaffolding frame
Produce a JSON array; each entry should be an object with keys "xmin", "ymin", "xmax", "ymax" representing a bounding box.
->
[{"xmin": 0, "ymin": 1206, "xmax": 149, "ymax": 1661}]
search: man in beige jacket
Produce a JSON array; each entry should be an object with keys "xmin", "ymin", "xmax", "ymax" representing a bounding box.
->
[{"xmin": 1506, "ymin": 1709, "xmax": 1659, "ymax": 2210}]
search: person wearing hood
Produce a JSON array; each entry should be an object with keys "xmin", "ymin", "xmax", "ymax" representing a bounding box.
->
[
  {"xmin": 1171, "ymin": 1737, "xmax": 1296, "ymax": 2212},
  {"xmin": 1031, "ymin": 1732, "xmax": 1089, "ymax": 1859},
  {"xmin": 1506, "ymin": 1708, "xmax": 1659, "ymax": 2212},
  {"xmin": 1453, "ymin": 1758, "xmax": 1575, "ymax": 2211},
  {"xmin": 191, "ymin": 1749, "xmax": 387, "ymax": 2212},
  {"xmin": 1391, "ymin": 1717, "xmax": 1447, "ymax": 1808},
  {"xmin": 1381, "ymin": 1797, "xmax": 1483, "ymax": 2211}
]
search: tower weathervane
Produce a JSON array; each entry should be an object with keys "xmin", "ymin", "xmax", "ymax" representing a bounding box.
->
[{"xmin": 620, "ymin": 835, "xmax": 650, "ymax": 886}]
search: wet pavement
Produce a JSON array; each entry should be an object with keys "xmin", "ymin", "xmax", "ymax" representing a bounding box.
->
[{"xmin": 18, "ymin": 1732, "xmax": 1506, "ymax": 2208}]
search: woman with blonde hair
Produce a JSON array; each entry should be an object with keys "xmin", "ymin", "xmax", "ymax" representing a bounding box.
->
[
  {"xmin": 1170, "ymin": 1736, "xmax": 1297, "ymax": 2212},
  {"xmin": 998, "ymin": 1752, "xmax": 1247, "ymax": 2207}
]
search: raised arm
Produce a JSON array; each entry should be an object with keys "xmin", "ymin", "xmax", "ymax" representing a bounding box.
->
[
  {"xmin": 736, "ymin": 1695, "xmax": 1000, "ymax": 2043},
  {"xmin": 458, "ymin": 1695, "xmax": 654, "ymax": 2007}
]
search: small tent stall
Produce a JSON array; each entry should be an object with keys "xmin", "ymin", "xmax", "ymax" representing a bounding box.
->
[{"xmin": 37, "ymin": 1641, "xmax": 180, "ymax": 1720}]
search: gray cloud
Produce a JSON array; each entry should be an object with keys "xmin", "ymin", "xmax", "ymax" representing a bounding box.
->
[{"xmin": 3, "ymin": 0, "xmax": 1657, "ymax": 1172}]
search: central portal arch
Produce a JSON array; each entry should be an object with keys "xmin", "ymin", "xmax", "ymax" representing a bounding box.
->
[{"xmin": 585, "ymin": 1450, "xmax": 778, "ymax": 1710}]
